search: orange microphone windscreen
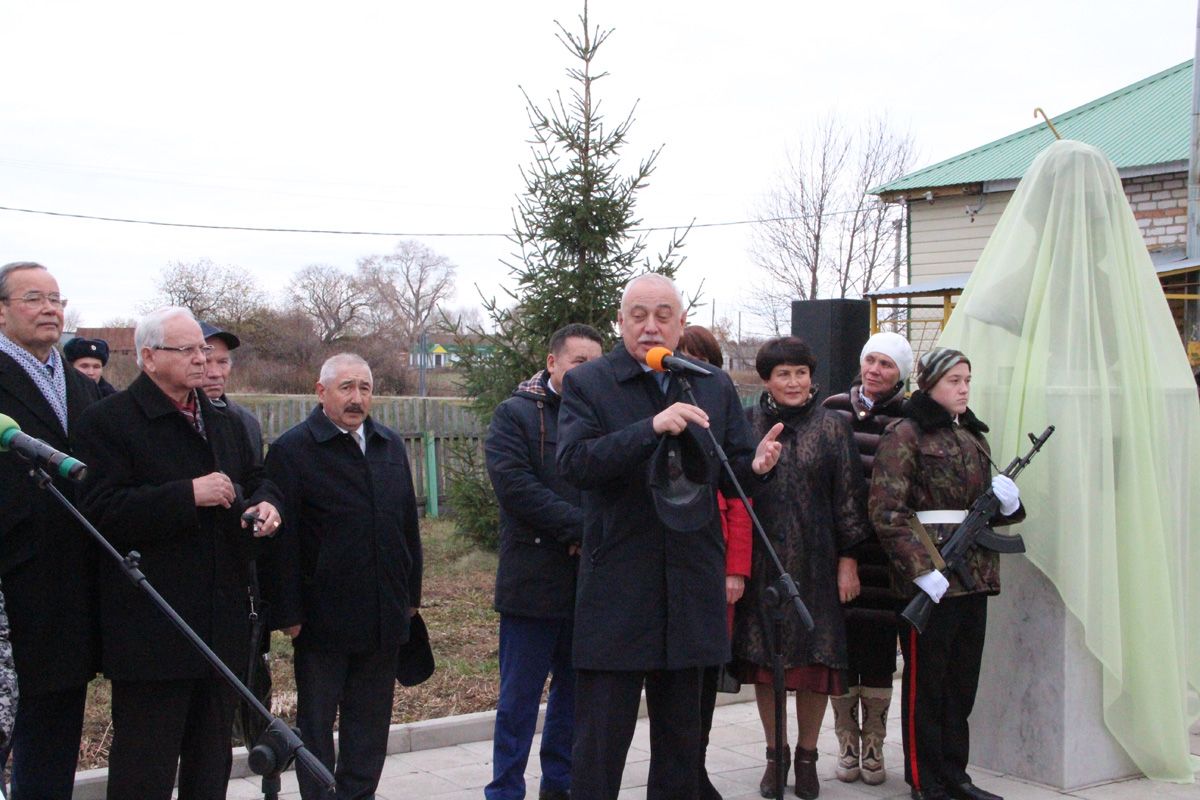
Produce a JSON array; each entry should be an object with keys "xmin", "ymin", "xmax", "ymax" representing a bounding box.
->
[{"xmin": 645, "ymin": 347, "xmax": 672, "ymax": 372}]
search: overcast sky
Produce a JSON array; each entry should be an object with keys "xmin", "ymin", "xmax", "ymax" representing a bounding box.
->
[{"xmin": 1, "ymin": 0, "xmax": 1194, "ymax": 336}]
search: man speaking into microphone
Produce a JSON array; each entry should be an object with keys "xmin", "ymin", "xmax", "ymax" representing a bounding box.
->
[{"xmin": 557, "ymin": 273, "xmax": 783, "ymax": 800}]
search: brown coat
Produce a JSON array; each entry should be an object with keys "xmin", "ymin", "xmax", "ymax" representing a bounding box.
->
[{"xmin": 732, "ymin": 395, "xmax": 870, "ymax": 670}]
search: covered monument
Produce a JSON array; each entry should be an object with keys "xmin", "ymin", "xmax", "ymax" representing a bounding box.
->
[{"xmin": 937, "ymin": 139, "xmax": 1200, "ymax": 785}]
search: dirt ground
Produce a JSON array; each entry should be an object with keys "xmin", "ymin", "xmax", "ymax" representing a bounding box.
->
[{"xmin": 77, "ymin": 517, "xmax": 500, "ymax": 770}]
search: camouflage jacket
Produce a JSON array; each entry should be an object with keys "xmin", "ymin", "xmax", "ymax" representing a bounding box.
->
[
  {"xmin": 0, "ymin": 582, "xmax": 16, "ymax": 748},
  {"xmin": 869, "ymin": 391, "xmax": 1024, "ymax": 599}
]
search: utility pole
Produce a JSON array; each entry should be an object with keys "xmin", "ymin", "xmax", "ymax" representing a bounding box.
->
[{"xmin": 1189, "ymin": 0, "xmax": 1200, "ymax": 259}]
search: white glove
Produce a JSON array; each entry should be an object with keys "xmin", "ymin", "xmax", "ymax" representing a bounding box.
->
[
  {"xmin": 992, "ymin": 474, "xmax": 1020, "ymax": 516},
  {"xmin": 913, "ymin": 570, "xmax": 949, "ymax": 603}
]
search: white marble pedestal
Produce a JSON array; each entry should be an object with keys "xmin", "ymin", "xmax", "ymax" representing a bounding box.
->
[{"xmin": 971, "ymin": 555, "xmax": 1140, "ymax": 790}]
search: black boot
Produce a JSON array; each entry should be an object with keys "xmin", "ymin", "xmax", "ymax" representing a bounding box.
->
[
  {"xmin": 793, "ymin": 747, "xmax": 819, "ymax": 799},
  {"xmin": 758, "ymin": 745, "xmax": 790, "ymax": 798}
]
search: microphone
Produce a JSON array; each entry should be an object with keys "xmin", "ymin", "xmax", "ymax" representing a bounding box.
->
[
  {"xmin": 645, "ymin": 347, "xmax": 712, "ymax": 377},
  {"xmin": 0, "ymin": 413, "xmax": 88, "ymax": 481}
]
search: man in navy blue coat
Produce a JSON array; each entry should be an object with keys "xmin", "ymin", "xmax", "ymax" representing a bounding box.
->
[
  {"xmin": 266, "ymin": 353, "xmax": 423, "ymax": 800},
  {"xmin": 485, "ymin": 323, "xmax": 603, "ymax": 800},
  {"xmin": 557, "ymin": 274, "xmax": 783, "ymax": 800}
]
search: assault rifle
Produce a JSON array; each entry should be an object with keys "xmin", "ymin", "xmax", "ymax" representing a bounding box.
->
[{"xmin": 902, "ymin": 425, "xmax": 1055, "ymax": 633}]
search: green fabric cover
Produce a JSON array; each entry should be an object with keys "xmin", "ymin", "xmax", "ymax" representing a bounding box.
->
[{"xmin": 939, "ymin": 139, "xmax": 1200, "ymax": 782}]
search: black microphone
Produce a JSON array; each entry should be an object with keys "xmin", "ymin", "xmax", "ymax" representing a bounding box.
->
[
  {"xmin": 645, "ymin": 347, "xmax": 712, "ymax": 377},
  {"xmin": 0, "ymin": 413, "xmax": 88, "ymax": 481}
]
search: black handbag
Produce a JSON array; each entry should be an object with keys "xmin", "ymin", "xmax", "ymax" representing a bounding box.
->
[{"xmin": 232, "ymin": 562, "xmax": 273, "ymax": 750}]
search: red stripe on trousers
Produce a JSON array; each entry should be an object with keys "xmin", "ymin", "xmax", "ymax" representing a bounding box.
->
[{"xmin": 908, "ymin": 626, "xmax": 922, "ymax": 791}]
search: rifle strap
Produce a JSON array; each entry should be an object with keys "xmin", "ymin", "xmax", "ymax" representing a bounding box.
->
[{"xmin": 909, "ymin": 516, "xmax": 947, "ymax": 571}]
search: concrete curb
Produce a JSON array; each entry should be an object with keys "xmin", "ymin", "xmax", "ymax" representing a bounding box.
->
[{"xmin": 72, "ymin": 684, "xmax": 757, "ymax": 799}]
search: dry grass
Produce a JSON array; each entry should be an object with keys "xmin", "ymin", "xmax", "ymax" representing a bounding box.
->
[{"xmin": 78, "ymin": 517, "xmax": 499, "ymax": 770}]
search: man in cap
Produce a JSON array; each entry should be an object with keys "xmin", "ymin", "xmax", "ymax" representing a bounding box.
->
[
  {"xmin": 556, "ymin": 273, "xmax": 784, "ymax": 799},
  {"xmin": 484, "ymin": 323, "xmax": 604, "ymax": 800},
  {"xmin": 0, "ymin": 261, "xmax": 101, "ymax": 799},
  {"xmin": 200, "ymin": 322, "xmax": 263, "ymax": 464},
  {"xmin": 64, "ymin": 336, "xmax": 119, "ymax": 396},
  {"xmin": 266, "ymin": 353, "xmax": 423, "ymax": 800}
]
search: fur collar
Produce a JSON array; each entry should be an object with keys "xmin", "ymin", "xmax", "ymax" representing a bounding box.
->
[{"xmin": 907, "ymin": 390, "xmax": 988, "ymax": 436}]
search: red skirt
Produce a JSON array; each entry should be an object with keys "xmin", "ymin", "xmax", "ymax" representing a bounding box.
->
[{"xmin": 733, "ymin": 662, "xmax": 846, "ymax": 695}]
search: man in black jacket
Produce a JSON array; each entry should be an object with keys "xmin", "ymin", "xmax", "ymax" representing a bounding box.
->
[
  {"xmin": 485, "ymin": 323, "xmax": 603, "ymax": 800},
  {"xmin": 75, "ymin": 306, "xmax": 281, "ymax": 800},
  {"xmin": 266, "ymin": 353, "xmax": 423, "ymax": 800},
  {"xmin": 557, "ymin": 274, "xmax": 783, "ymax": 800},
  {"xmin": 0, "ymin": 261, "xmax": 101, "ymax": 800}
]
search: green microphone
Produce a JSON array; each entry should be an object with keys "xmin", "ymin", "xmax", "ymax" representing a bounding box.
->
[{"xmin": 0, "ymin": 413, "xmax": 88, "ymax": 481}]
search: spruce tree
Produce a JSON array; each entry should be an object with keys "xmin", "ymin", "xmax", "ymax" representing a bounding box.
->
[{"xmin": 455, "ymin": 0, "xmax": 687, "ymax": 421}]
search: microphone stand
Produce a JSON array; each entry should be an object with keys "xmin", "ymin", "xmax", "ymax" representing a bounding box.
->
[
  {"xmin": 17, "ymin": 460, "xmax": 336, "ymax": 798},
  {"xmin": 673, "ymin": 371, "xmax": 813, "ymax": 800}
]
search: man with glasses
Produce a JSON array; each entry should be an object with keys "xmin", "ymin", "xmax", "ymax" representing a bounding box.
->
[
  {"xmin": 0, "ymin": 261, "xmax": 101, "ymax": 800},
  {"xmin": 74, "ymin": 306, "xmax": 282, "ymax": 800}
]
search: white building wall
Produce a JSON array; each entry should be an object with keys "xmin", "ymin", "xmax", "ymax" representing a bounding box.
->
[{"xmin": 907, "ymin": 190, "xmax": 1013, "ymax": 284}]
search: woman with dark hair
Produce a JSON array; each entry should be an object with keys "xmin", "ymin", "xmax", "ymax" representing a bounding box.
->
[
  {"xmin": 821, "ymin": 331, "xmax": 913, "ymax": 785},
  {"xmin": 870, "ymin": 348, "xmax": 1023, "ymax": 800},
  {"xmin": 678, "ymin": 325, "xmax": 751, "ymax": 800},
  {"xmin": 732, "ymin": 336, "xmax": 869, "ymax": 799}
]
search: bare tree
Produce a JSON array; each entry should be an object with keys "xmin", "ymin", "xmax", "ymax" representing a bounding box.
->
[
  {"xmin": 287, "ymin": 263, "xmax": 368, "ymax": 343},
  {"xmin": 149, "ymin": 259, "xmax": 266, "ymax": 325},
  {"xmin": 357, "ymin": 241, "xmax": 456, "ymax": 347},
  {"xmin": 64, "ymin": 306, "xmax": 83, "ymax": 334},
  {"xmin": 748, "ymin": 116, "xmax": 914, "ymax": 326}
]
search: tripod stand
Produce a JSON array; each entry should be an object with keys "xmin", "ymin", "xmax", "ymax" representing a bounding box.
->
[
  {"xmin": 18, "ymin": 460, "xmax": 335, "ymax": 798},
  {"xmin": 673, "ymin": 372, "xmax": 813, "ymax": 800}
]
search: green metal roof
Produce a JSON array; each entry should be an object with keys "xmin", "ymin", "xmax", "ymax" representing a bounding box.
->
[{"xmin": 872, "ymin": 59, "xmax": 1192, "ymax": 195}]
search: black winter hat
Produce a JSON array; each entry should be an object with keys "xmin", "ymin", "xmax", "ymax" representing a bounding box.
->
[
  {"xmin": 63, "ymin": 337, "xmax": 110, "ymax": 365},
  {"xmin": 648, "ymin": 429, "xmax": 716, "ymax": 532}
]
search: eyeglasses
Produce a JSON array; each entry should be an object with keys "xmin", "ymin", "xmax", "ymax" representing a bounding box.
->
[
  {"xmin": 0, "ymin": 292, "xmax": 68, "ymax": 309},
  {"xmin": 153, "ymin": 344, "xmax": 215, "ymax": 357}
]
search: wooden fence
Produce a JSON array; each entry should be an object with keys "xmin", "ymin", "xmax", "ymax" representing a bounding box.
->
[{"xmin": 230, "ymin": 394, "xmax": 487, "ymax": 515}]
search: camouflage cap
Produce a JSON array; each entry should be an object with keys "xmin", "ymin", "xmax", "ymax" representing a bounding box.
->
[{"xmin": 916, "ymin": 347, "xmax": 970, "ymax": 392}]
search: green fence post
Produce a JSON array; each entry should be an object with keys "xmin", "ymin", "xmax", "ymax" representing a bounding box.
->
[{"xmin": 423, "ymin": 431, "xmax": 439, "ymax": 518}]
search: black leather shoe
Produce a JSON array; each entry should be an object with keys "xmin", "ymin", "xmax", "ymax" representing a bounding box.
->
[{"xmin": 946, "ymin": 783, "xmax": 1003, "ymax": 800}]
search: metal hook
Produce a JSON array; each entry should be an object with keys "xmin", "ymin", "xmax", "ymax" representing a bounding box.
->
[{"xmin": 1034, "ymin": 107, "xmax": 1062, "ymax": 140}]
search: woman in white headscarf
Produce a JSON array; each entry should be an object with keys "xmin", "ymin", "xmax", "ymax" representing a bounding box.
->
[{"xmin": 822, "ymin": 331, "xmax": 913, "ymax": 786}]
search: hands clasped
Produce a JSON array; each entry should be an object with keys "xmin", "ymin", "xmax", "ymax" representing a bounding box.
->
[
  {"xmin": 192, "ymin": 472, "xmax": 281, "ymax": 538},
  {"xmin": 651, "ymin": 402, "xmax": 708, "ymax": 436}
]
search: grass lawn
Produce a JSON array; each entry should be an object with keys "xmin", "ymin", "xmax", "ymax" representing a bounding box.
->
[{"xmin": 78, "ymin": 517, "xmax": 500, "ymax": 770}]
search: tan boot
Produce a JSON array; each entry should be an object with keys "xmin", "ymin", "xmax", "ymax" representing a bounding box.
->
[
  {"xmin": 829, "ymin": 689, "xmax": 861, "ymax": 782},
  {"xmin": 758, "ymin": 744, "xmax": 790, "ymax": 798},
  {"xmin": 859, "ymin": 686, "xmax": 892, "ymax": 785}
]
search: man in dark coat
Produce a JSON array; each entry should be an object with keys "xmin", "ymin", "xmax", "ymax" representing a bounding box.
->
[
  {"xmin": 200, "ymin": 321, "xmax": 263, "ymax": 464},
  {"xmin": 266, "ymin": 353, "xmax": 423, "ymax": 800},
  {"xmin": 485, "ymin": 323, "xmax": 603, "ymax": 800},
  {"xmin": 75, "ymin": 306, "xmax": 282, "ymax": 800},
  {"xmin": 556, "ymin": 273, "xmax": 784, "ymax": 800},
  {"xmin": 0, "ymin": 261, "xmax": 101, "ymax": 800}
]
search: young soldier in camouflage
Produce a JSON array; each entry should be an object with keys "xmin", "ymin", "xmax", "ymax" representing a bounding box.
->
[{"xmin": 869, "ymin": 348, "xmax": 1024, "ymax": 800}]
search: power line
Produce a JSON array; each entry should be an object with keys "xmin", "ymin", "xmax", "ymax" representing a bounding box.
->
[{"xmin": 0, "ymin": 202, "xmax": 875, "ymax": 238}]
